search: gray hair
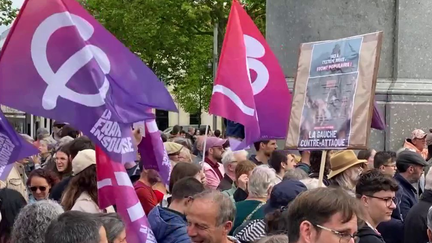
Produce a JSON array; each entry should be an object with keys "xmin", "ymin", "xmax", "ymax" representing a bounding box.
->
[
  {"xmin": 45, "ymin": 211, "xmax": 103, "ymax": 243},
  {"xmin": 39, "ymin": 137, "xmax": 57, "ymax": 151},
  {"xmin": 221, "ymin": 148, "xmax": 248, "ymax": 170},
  {"xmin": 193, "ymin": 190, "xmax": 236, "ymax": 226},
  {"xmin": 428, "ymin": 206, "xmax": 432, "ymax": 230},
  {"xmin": 55, "ymin": 136, "xmax": 74, "ymax": 150},
  {"xmin": 11, "ymin": 200, "xmax": 64, "ymax": 243},
  {"xmin": 256, "ymin": 235, "xmax": 289, "ymax": 243},
  {"xmin": 36, "ymin": 128, "xmax": 50, "ymax": 140},
  {"xmin": 98, "ymin": 213, "xmax": 125, "ymax": 243},
  {"xmin": 248, "ymin": 166, "xmax": 278, "ymax": 198},
  {"xmin": 283, "ymin": 168, "xmax": 309, "ymax": 180}
]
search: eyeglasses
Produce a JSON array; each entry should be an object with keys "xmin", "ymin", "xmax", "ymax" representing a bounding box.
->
[
  {"xmin": 365, "ymin": 195, "xmax": 399, "ymax": 207},
  {"xmin": 315, "ymin": 224, "xmax": 359, "ymax": 243},
  {"xmin": 383, "ymin": 164, "xmax": 397, "ymax": 168},
  {"xmin": 30, "ymin": 186, "xmax": 47, "ymax": 192}
]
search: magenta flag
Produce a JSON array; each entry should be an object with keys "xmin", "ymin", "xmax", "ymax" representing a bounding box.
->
[
  {"xmin": 209, "ymin": 0, "xmax": 292, "ymax": 149},
  {"xmin": 137, "ymin": 120, "xmax": 170, "ymax": 186},
  {"xmin": 96, "ymin": 147, "xmax": 156, "ymax": 243}
]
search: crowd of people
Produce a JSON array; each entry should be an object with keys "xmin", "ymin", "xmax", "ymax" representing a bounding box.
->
[{"xmin": 1, "ymin": 123, "xmax": 432, "ymax": 243}]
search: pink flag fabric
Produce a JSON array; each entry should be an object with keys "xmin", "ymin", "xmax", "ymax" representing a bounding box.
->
[
  {"xmin": 96, "ymin": 147, "xmax": 156, "ymax": 243},
  {"xmin": 137, "ymin": 120, "xmax": 171, "ymax": 186},
  {"xmin": 209, "ymin": 0, "xmax": 292, "ymax": 149}
]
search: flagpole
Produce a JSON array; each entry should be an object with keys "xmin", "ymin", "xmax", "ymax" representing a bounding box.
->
[
  {"xmin": 201, "ymin": 125, "xmax": 209, "ymax": 163},
  {"xmin": 212, "ymin": 22, "xmax": 218, "ymax": 132}
]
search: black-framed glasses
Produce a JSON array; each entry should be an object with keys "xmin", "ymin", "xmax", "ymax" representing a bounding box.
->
[
  {"xmin": 30, "ymin": 186, "xmax": 47, "ymax": 192},
  {"xmin": 315, "ymin": 224, "xmax": 359, "ymax": 243},
  {"xmin": 365, "ymin": 195, "xmax": 399, "ymax": 207}
]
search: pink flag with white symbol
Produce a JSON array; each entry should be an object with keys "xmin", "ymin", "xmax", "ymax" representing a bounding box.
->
[
  {"xmin": 209, "ymin": 0, "xmax": 291, "ymax": 149},
  {"xmin": 96, "ymin": 147, "xmax": 156, "ymax": 243},
  {"xmin": 137, "ymin": 120, "xmax": 171, "ymax": 186}
]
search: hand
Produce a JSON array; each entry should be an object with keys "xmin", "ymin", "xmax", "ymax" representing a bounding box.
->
[
  {"xmin": 133, "ymin": 128, "xmax": 143, "ymax": 145},
  {"xmin": 237, "ymin": 174, "xmax": 249, "ymax": 191},
  {"xmin": 32, "ymin": 155, "xmax": 40, "ymax": 165}
]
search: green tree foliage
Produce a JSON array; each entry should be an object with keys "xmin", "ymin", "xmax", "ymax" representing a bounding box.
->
[
  {"xmin": 83, "ymin": 0, "xmax": 265, "ymax": 114},
  {"xmin": 0, "ymin": 0, "xmax": 17, "ymax": 26}
]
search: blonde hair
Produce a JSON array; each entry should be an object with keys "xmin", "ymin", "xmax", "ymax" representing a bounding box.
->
[{"xmin": 179, "ymin": 147, "xmax": 193, "ymax": 163}]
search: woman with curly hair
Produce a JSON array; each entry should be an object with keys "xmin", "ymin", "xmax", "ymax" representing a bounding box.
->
[
  {"xmin": 27, "ymin": 169, "xmax": 59, "ymax": 202},
  {"xmin": 61, "ymin": 149, "xmax": 113, "ymax": 213}
]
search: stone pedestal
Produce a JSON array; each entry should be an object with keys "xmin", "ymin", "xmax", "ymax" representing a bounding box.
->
[{"xmin": 267, "ymin": 0, "xmax": 432, "ymax": 151}]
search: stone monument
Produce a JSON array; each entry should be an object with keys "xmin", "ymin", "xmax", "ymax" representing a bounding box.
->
[{"xmin": 267, "ymin": 0, "xmax": 432, "ymax": 151}]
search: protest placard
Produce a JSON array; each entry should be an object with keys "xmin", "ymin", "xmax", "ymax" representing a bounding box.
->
[{"xmin": 286, "ymin": 32, "xmax": 383, "ymax": 150}]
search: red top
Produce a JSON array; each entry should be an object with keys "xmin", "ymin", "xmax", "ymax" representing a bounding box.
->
[
  {"xmin": 153, "ymin": 190, "xmax": 164, "ymax": 203},
  {"xmin": 134, "ymin": 180, "xmax": 158, "ymax": 215}
]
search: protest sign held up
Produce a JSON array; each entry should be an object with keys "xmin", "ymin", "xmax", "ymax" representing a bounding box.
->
[{"xmin": 286, "ymin": 32, "xmax": 383, "ymax": 150}]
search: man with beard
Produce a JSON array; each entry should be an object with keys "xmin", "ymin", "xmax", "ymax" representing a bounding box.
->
[
  {"xmin": 203, "ymin": 137, "xmax": 227, "ymax": 189},
  {"xmin": 249, "ymin": 140, "xmax": 278, "ymax": 165}
]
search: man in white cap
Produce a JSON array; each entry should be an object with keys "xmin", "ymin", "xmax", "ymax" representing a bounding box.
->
[{"xmin": 404, "ymin": 128, "xmax": 428, "ymax": 160}]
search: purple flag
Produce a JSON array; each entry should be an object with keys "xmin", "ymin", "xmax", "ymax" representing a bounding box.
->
[
  {"xmin": 0, "ymin": 111, "xmax": 39, "ymax": 180},
  {"xmin": 372, "ymin": 101, "xmax": 386, "ymax": 130},
  {"xmin": 96, "ymin": 147, "xmax": 156, "ymax": 243},
  {"xmin": 0, "ymin": 0, "xmax": 177, "ymax": 161},
  {"xmin": 138, "ymin": 120, "xmax": 170, "ymax": 185}
]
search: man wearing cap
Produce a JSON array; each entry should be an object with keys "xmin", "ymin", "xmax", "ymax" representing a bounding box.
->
[
  {"xmin": 404, "ymin": 129, "xmax": 428, "ymax": 160},
  {"xmin": 202, "ymin": 137, "xmax": 226, "ymax": 189},
  {"xmin": 395, "ymin": 150, "xmax": 427, "ymax": 218}
]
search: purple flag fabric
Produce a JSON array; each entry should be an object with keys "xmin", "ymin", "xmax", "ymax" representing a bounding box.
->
[
  {"xmin": 0, "ymin": 0, "xmax": 177, "ymax": 161},
  {"xmin": 96, "ymin": 147, "xmax": 156, "ymax": 243},
  {"xmin": 372, "ymin": 101, "xmax": 386, "ymax": 130},
  {"xmin": 138, "ymin": 120, "xmax": 170, "ymax": 185},
  {"xmin": 0, "ymin": 111, "xmax": 39, "ymax": 180}
]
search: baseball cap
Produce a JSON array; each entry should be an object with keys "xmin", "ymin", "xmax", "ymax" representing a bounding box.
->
[
  {"xmin": 205, "ymin": 137, "xmax": 227, "ymax": 150},
  {"xmin": 412, "ymin": 129, "xmax": 427, "ymax": 140},
  {"xmin": 396, "ymin": 150, "xmax": 428, "ymax": 167},
  {"xmin": 263, "ymin": 179, "xmax": 307, "ymax": 214},
  {"xmin": 72, "ymin": 149, "xmax": 96, "ymax": 175}
]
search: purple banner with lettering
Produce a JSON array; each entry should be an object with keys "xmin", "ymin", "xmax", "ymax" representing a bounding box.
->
[{"xmin": 0, "ymin": 110, "xmax": 38, "ymax": 180}]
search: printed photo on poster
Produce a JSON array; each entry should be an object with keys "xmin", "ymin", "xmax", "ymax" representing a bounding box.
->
[
  {"xmin": 298, "ymin": 74, "xmax": 358, "ymax": 149},
  {"xmin": 298, "ymin": 36, "xmax": 363, "ymax": 149},
  {"xmin": 309, "ymin": 37, "xmax": 363, "ymax": 78}
]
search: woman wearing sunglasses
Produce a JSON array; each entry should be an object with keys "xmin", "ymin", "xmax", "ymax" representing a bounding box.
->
[{"xmin": 26, "ymin": 169, "xmax": 59, "ymax": 202}]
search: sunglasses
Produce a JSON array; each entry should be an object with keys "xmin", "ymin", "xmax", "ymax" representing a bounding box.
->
[{"xmin": 30, "ymin": 186, "xmax": 47, "ymax": 192}]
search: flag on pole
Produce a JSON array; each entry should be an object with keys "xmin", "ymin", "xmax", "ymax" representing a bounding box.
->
[
  {"xmin": 209, "ymin": 0, "xmax": 291, "ymax": 149},
  {"xmin": 96, "ymin": 146, "xmax": 156, "ymax": 243},
  {"xmin": 0, "ymin": 0, "xmax": 177, "ymax": 162},
  {"xmin": 137, "ymin": 120, "xmax": 171, "ymax": 186}
]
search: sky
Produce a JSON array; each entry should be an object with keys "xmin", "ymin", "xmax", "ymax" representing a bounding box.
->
[{"xmin": 0, "ymin": 0, "xmax": 25, "ymax": 32}]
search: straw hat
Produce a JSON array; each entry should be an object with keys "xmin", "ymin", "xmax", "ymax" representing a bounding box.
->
[{"xmin": 328, "ymin": 150, "xmax": 367, "ymax": 179}]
